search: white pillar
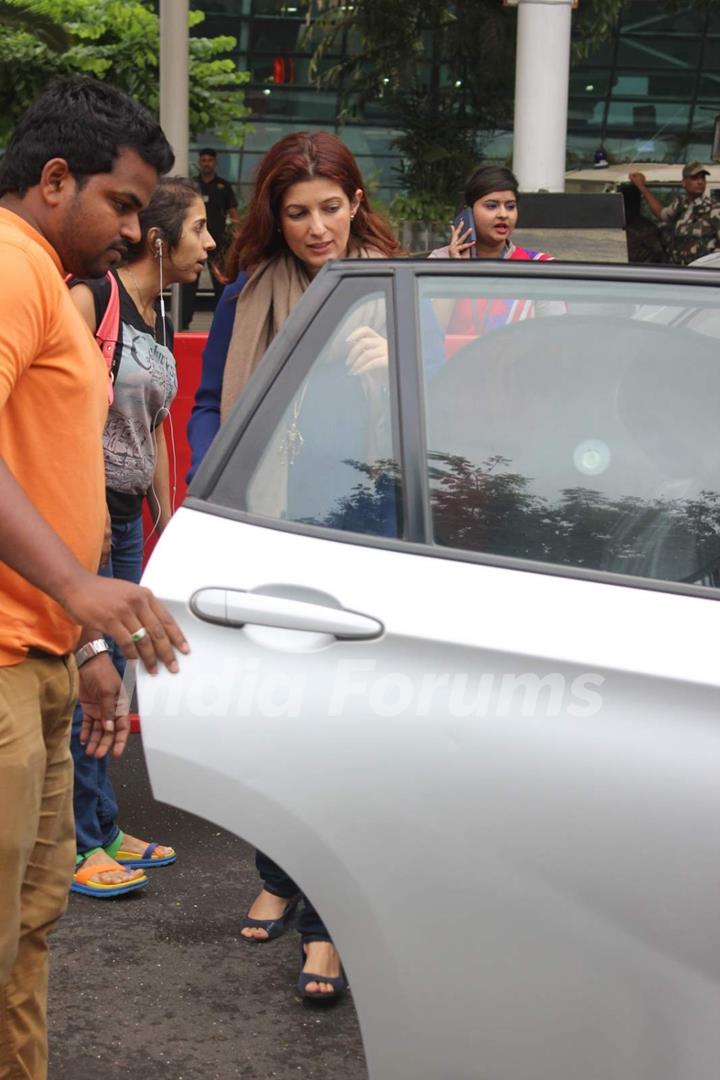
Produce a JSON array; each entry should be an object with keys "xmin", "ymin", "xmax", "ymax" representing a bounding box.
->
[
  {"xmin": 159, "ymin": 0, "xmax": 189, "ymax": 175},
  {"xmin": 159, "ymin": 0, "xmax": 189, "ymax": 324},
  {"xmin": 512, "ymin": 0, "xmax": 573, "ymax": 192}
]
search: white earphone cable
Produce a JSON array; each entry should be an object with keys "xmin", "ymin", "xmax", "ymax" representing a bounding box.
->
[
  {"xmin": 156, "ymin": 236, "xmax": 167, "ymax": 349},
  {"xmin": 143, "ymin": 405, "xmax": 177, "ymax": 549},
  {"xmin": 142, "ymin": 236, "xmax": 176, "ymax": 549}
]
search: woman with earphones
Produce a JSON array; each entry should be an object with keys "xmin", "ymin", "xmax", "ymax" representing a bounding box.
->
[{"xmin": 67, "ymin": 177, "xmax": 215, "ymax": 898}]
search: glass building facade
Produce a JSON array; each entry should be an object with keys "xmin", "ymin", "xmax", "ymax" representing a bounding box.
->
[
  {"xmin": 192, "ymin": 1, "xmax": 720, "ymax": 199},
  {"xmin": 568, "ymin": 1, "xmax": 720, "ymax": 167},
  {"xmin": 192, "ymin": 0, "xmax": 403, "ymax": 202}
]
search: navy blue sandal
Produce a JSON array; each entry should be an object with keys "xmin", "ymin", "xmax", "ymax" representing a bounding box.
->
[
  {"xmin": 297, "ymin": 938, "xmax": 347, "ymax": 1002},
  {"xmin": 240, "ymin": 893, "xmax": 299, "ymax": 942}
]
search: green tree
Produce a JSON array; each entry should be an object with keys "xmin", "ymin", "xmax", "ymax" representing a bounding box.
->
[
  {"xmin": 303, "ymin": 0, "xmax": 516, "ymax": 217},
  {"xmin": 0, "ymin": 0, "xmax": 68, "ymax": 47},
  {"xmin": 0, "ymin": 0, "xmax": 251, "ymax": 143}
]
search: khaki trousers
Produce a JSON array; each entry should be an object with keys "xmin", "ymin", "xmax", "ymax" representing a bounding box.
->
[{"xmin": 0, "ymin": 655, "xmax": 77, "ymax": 1080}]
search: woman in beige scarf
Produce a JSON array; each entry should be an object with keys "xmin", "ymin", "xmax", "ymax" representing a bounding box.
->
[
  {"xmin": 219, "ymin": 132, "xmax": 401, "ymax": 422},
  {"xmin": 187, "ymin": 131, "xmax": 400, "ymax": 1000}
]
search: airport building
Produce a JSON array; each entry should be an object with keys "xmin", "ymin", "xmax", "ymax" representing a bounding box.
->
[{"xmin": 193, "ymin": 1, "xmax": 720, "ymax": 199}]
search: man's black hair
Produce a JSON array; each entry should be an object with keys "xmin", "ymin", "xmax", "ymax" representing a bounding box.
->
[
  {"xmin": 0, "ymin": 76, "xmax": 174, "ymax": 196},
  {"xmin": 198, "ymin": 147, "xmax": 217, "ymax": 158}
]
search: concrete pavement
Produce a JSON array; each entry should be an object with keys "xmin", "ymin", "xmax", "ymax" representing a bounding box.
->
[{"xmin": 48, "ymin": 736, "xmax": 367, "ymax": 1080}]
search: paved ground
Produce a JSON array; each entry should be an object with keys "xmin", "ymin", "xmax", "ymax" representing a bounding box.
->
[{"xmin": 48, "ymin": 736, "xmax": 367, "ymax": 1080}]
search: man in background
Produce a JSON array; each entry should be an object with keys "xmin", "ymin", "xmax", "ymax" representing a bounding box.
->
[
  {"xmin": 630, "ymin": 162, "xmax": 720, "ymax": 265},
  {"xmin": 182, "ymin": 147, "xmax": 239, "ymax": 327}
]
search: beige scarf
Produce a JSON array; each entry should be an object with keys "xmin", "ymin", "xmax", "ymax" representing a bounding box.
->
[{"xmin": 220, "ymin": 243, "xmax": 383, "ymax": 422}]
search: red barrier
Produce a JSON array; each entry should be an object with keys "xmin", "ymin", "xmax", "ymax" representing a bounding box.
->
[{"xmin": 142, "ymin": 332, "xmax": 207, "ymax": 559}]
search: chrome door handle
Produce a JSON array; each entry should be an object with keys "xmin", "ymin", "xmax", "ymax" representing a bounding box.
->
[{"xmin": 191, "ymin": 588, "xmax": 383, "ymax": 640}]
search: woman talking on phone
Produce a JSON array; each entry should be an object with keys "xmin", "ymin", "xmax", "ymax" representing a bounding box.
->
[
  {"xmin": 430, "ymin": 164, "xmax": 554, "ymax": 263},
  {"xmin": 429, "ymin": 164, "xmax": 561, "ymax": 337}
]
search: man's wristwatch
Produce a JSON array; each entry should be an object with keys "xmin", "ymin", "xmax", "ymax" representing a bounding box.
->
[{"xmin": 75, "ymin": 639, "xmax": 110, "ymax": 669}]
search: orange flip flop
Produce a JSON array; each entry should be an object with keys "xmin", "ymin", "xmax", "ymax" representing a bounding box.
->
[{"xmin": 71, "ymin": 854, "xmax": 148, "ymax": 898}]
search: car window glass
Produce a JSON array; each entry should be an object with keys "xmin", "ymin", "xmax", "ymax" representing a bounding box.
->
[
  {"xmin": 418, "ymin": 275, "xmax": 720, "ymax": 585},
  {"xmin": 215, "ymin": 284, "xmax": 402, "ymax": 538}
]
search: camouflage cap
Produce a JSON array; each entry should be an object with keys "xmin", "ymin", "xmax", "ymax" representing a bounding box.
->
[{"xmin": 683, "ymin": 161, "xmax": 710, "ymax": 178}]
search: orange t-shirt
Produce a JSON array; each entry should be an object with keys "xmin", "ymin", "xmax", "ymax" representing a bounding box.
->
[{"xmin": 0, "ymin": 208, "xmax": 108, "ymax": 664}]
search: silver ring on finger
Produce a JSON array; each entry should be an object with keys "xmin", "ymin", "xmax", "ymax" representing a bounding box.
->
[{"xmin": 130, "ymin": 626, "xmax": 148, "ymax": 643}]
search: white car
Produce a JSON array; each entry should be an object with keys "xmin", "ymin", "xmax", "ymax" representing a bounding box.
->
[{"xmin": 139, "ymin": 259, "xmax": 720, "ymax": 1080}]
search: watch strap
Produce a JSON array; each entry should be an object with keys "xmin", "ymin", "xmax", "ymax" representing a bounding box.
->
[{"xmin": 75, "ymin": 638, "xmax": 110, "ymax": 668}]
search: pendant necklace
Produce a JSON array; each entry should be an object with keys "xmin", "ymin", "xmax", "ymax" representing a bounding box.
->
[{"xmin": 124, "ymin": 267, "xmax": 158, "ymax": 335}]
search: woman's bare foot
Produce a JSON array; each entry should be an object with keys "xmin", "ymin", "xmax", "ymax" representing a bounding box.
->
[
  {"xmin": 116, "ymin": 832, "xmax": 174, "ymax": 860},
  {"xmin": 77, "ymin": 849, "xmax": 145, "ymax": 886},
  {"xmin": 302, "ymin": 940, "xmax": 342, "ymax": 995},
  {"xmin": 240, "ymin": 889, "xmax": 296, "ymax": 941}
]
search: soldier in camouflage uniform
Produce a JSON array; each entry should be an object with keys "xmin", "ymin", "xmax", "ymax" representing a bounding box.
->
[{"xmin": 629, "ymin": 162, "xmax": 720, "ymax": 265}]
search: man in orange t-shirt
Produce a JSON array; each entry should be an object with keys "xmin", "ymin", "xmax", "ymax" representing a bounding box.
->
[{"xmin": 0, "ymin": 78, "xmax": 190, "ymax": 1080}]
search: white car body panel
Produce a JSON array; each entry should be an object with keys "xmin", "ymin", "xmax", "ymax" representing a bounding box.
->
[{"xmin": 140, "ymin": 506, "xmax": 720, "ymax": 1080}]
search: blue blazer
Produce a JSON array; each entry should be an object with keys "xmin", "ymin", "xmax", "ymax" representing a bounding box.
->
[{"xmin": 186, "ymin": 271, "xmax": 247, "ymax": 483}]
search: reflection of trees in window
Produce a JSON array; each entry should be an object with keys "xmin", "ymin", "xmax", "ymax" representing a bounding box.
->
[
  {"xmin": 294, "ymin": 452, "xmax": 720, "ymax": 584},
  {"xmin": 429, "ymin": 453, "xmax": 545, "ymax": 560},
  {"xmin": 299, "ymin": 459, "xmax": 402, "ymax": 538},
  {"xmin": 427, "ymin": 452, "xmax": 720, "ymax": 584}
]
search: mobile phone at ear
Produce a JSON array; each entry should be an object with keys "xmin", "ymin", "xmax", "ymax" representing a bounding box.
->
[{"xmin": 453, "ymin": 206, "xmax": 476, "ymax": 250}]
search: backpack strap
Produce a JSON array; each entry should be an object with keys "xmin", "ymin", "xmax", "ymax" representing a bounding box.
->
[
  {"xmin": 95, "ymin": 271, "xmax": 121, "ymax": 394},
  {"xmin": 65, "ymin": 271, "xmax": 118, "ymax": 404}
]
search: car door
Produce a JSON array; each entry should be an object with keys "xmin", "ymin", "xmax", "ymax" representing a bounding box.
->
[{"xmin": 139, "ymin": 261, "xmax": 720, "ymax": 1080}]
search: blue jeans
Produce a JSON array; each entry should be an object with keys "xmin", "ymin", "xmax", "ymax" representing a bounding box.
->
[
  {"xmin": 256, "ymin": 850, "xmax": 330, "ymax": 942},
  {"xmin": 71, "ymin": 513, "xmax": 143, "ymax": 854}
]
